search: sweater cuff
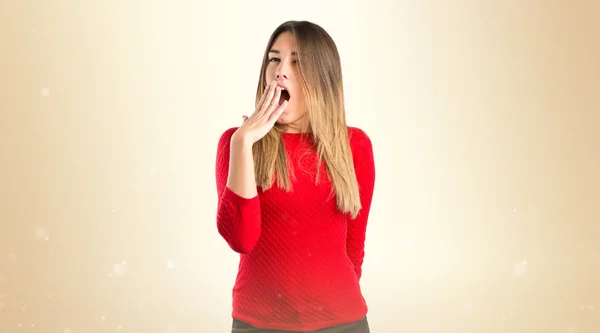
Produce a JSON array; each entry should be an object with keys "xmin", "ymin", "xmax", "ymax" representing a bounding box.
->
[
  {"xmin": 222, "ymin": 186, "xmax": 261, "ymax": 214},
  {"xmin": 223, "ymin": 186, "xmax": 258, "ymax": 205},
  {"xmin": 218, "ymin": 186, "xmax": 262, "ymax": 253}
]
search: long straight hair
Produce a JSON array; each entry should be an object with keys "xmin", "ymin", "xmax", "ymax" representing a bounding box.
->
[{"xmin": 252, "ymin": 21, "xmax": 361, "ymax": 218}]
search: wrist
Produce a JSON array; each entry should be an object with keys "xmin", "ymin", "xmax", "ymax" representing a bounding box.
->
[{"xmin": 230, "ymin": 132, "xmax": 254, "ymax": 150}]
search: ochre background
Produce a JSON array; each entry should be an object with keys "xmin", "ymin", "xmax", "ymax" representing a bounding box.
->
[{"xmin": 1, "ymin": 0, "xmax": 599, "ymax": 332}]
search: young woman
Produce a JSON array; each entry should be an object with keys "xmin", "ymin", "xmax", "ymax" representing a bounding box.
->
[{"xmin": 215, "ymin": 21, "xmax": 375, "ymax": 333}]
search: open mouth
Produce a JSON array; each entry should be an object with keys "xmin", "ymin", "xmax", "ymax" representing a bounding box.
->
[{"xmin": 278, "ymin": 89, "xmax": 291, "ymax": 106}]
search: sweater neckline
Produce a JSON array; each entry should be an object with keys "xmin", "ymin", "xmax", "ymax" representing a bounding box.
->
[
  {"xmin": 281, "ymin": 131, "xmax": 312, "ymax": 137},
  {"xmin": 281, "ymin": 131, "xmax": 311, "ymax": 134},
  {"xmin": 280, "ymin": 131, "xmax": 314, "ymax": 146}
]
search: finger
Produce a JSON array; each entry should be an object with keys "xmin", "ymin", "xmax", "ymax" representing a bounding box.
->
[
  {"xmin": 268, "ymin": 100, "xmax": 288, "ymax": 123},
  {"xmin": 255, "ymin": 84, "xmax": 270, "ymax": 110},
  {"xmin": 259, "ymin": 82, "xmax": 276, "ymax": 113},
  {"xmin": 258, "ymin": 81, "xmax": 278, "ymax": 115},
  {"xmin": 264, "ymin": 86, "xmax": 283, "ymax": 116}
]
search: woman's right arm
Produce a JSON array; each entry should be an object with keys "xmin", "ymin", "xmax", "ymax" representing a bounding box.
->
[
  {"xmin": 215, "ymin": 127, "xmax": 262, "ymax": 254},
  {"xmin": 215, "ymin": 81, "xmax": 288, "ymax": 254}
]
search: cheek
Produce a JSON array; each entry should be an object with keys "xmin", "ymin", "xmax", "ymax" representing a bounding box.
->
[
  {"xmin": 291, "ymin": 94, "xmax": 305, "ymax": 113},
  {"xmin": 293, "ymin": 90, "xmax": 304, "ymax": 105},
  {"xmin": 265, "ymin": 67, "xmax": 276, "ymax": 80}
]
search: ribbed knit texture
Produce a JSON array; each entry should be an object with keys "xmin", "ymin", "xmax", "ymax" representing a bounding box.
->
[{"xmin": 215, "ymin": 126, "xmax": 375, "ymax": 332}]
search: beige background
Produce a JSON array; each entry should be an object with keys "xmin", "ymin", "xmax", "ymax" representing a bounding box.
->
[{"xmin": 1, "ymin": 0, "xmax": 599, "ymax": 332}]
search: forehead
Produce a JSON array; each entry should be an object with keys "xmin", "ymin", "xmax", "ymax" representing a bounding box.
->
[{"xmin": 270, "ymin": 32, "xmax": 297, "ymax": 54}]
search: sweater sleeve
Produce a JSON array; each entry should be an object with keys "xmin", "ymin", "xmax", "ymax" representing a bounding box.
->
[
  {"xmin": 346, "ymin": 128, "xmax": 376, "ymax": 281},
  {"xmin": 215, "ymin": 127, "xmax": 262, "ymax": 254}
]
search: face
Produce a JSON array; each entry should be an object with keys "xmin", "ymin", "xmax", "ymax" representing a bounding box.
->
[{"xmin": 265, "ymin": 32, "xmax": 307, "ymax": 133}]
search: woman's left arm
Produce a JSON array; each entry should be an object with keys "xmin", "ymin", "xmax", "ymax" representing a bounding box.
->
[{"xmin": 346, "ymin": 128, "xmax": 376, "ymax": 281}]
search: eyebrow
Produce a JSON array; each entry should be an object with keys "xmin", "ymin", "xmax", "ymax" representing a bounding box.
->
[{"xmin": 268, "ymin": 49, "xmax": 297, "ymax": 56}]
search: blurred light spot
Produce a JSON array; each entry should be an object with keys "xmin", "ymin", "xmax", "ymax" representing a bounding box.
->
[
  {"xmin": 522, "ymin": 260, "xmax": 527, "ymax": 265},
  {"xmin": 587, "ymin": 305, "xmax": 594, "ymax": 311},
  {"xmin": 112, "ymin": 209, "xmax": 117, "ymax": 213},
  {"xmin": 512, "ymin": 208, "xmax": 517, "ymax": 213},
  {"xmin": 118, "ymin": 325, "xmax": 123, "ymax": 330},
  {"xmin": 167, "ymin": 259, "xmax": 176, "ymax": 269},
  {"xmin": 566, "ymin": 325, "xmax": 578, "ymax": 333},
  {"xmin": 513, "ymin": 263, "xmax": 526, "ymax": 277},
  {"xmin": 41, "ymin": 88, "xmax": 50, "ymax": 96},
  {"xmin": 113, "ymin": 263, "xmax": 125, "ymax": 276},
  {"xmin": 464, "ymin": 303, "xmax": 473, "ymax": 311},
  {"xmin": 101, "ymin": 315, "xmax": 106, "ymax": 320},
  {"xmin": 64, "ymin": 328, "xmax": 72, "ymax": 333},
  {"xmin": 406, "ymin": 239, "xmax": 416, "ymax": 248},
  {"xmin": 7, "ymin": 253, "xmax": 17, "ymax": 261},
  {"xmin": 122, "ymin": 260, "xmax": 127, "ymax": 265},
  {"xmin": 35, "ymin": 228, "xmax": 47, "ymax": 239},
  {"xmin": 149, "ymin": 168, "xmax": 157, "ymax": 174}
]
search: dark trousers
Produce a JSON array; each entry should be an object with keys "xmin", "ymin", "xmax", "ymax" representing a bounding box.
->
[{"xmin": 231, "ymin": 317, "xmax": 370, "ymax": 333}]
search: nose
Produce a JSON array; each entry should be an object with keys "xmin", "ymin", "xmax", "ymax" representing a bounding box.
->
[
  {"xmin": 275, "ymin": 71, "xmax": 288, "ymax": 80},
  {"xmin": 275, "ymin": 60, "xmax": 290, "ymax": 80}
]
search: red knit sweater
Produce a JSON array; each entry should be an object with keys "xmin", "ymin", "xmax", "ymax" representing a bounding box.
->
[{"xmin": 215, "ymin": 126, "xmax": 375, "ymax": 332}]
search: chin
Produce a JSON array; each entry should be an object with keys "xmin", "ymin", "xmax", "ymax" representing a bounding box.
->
[
  {"xmin": 276, "ymin": 116, "xmax": 291, "ymax": 125},
  {"xmin": 276, "ymin": 110, "xmax": 293, "ymax": 124}
]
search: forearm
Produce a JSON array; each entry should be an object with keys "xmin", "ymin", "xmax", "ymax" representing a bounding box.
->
[
  {"xmin": 346, "ymin": 128, "xmax": 376, "ymax": 281},
  {"xmin": 347, "ymin": 216, "xmax": 369, "ymax": 280},
  {"xmin": 215, "ymin": 128, "xmax": 262, "ymax": 254},
  {"xmin": 226, "ymin": 134, "xmax": 258, "ymax": 198}
]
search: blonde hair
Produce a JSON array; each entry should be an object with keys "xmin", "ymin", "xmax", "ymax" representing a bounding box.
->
[{"xmin": 252, "ymin": 21, "xmax": 362, "ymax": 218}]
